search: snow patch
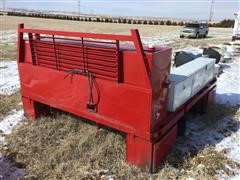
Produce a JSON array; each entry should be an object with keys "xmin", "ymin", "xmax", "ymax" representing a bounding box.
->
[
  {"xmin": 215, "ymin": 120, "xmax": 240, "ymax": 162},
  {"xmin": 177, "ymin": 114, "xmax": 240, "ymax": 178},
  {"xmin": 0, "ymin": 30, "xmax": 17, "ymax": 44},
  {"xmin": 0, "ymin": 61, "xmax": 20, "ymax": 95},
  {"xmin": 177, "ymin": 115, "xmax": 237, "ymax": 154},
  {"xmin": 208, "ymin": 30, "xmax": 233, "ymax": 40},
  {"xmin": 0, "ymin": 109, "xmax": 24, "ymax": 143},
  {"xmin": 215, "ymin": 61, "xmax": 240, "ymax": 106},
  {"xmin": 190, "ymin": 115, "xmax": 239, "ymax": 163},
  {"xmin": 142, "ymin": 36, "xmax": 175, "ymax": 46},
  {"xmin": 142, "ymin": 32, "xmax": 178, "ymax": 46},
  {"xmin": 0, "ymin": 109, "xmax": 26, "ymax": 179}
]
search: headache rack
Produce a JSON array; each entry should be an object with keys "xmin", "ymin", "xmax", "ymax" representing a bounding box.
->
[{"xmin": 28, "ymin": 33, "xmax": 121, "ymax": 82}]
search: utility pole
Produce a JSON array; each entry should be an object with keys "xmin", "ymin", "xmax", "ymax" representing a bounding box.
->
[
  {"xmin": 2, "ymin": 0, "xmax": 6, "ymax": 12},
  {"xmin": 77, "ymin": 0, "xmax": 81, "ymax": 16},
  {"xmin": 209, "ymin": 0, "xmax": 214, "ymax": 22}
]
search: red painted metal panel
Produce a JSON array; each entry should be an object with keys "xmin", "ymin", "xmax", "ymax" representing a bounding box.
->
[
  {"xmin": 152, "ymin": 125, "xmax": 177, "ymax": 170},
  {"xmin": 149, "ymin": 48, "xmax": 172, "ymax": 130},
  {"xmin": 21, "ymin": 96, "xmax": 36, "ymax": 119},
  {"xmin": 19, "ymin": 63, "xmax": 152, "ymax": 138},
  {"xmin": 126, "ymin": 134, "xmax": 153, "ymax": 168}
]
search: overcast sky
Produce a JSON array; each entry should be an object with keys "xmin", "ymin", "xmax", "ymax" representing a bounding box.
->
[{"xmin": 2, "ymin": 0, "xmax": 240, "ymax": 20}]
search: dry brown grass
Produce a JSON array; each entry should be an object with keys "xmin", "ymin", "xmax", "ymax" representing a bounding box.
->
[
  {"xmin": 174, "ymin": 147, "xmax": 240, "ymax": 179},
  {"xmin": 1, "ymin": 104, "xmax": 240, "ymax": 179},
  {"xmin": 235, "ymin": 108, "xmax": 240, "ymax": 118},
  {"xmin": 163, "ymin": 147, "xmax": 240, "ymax": 180},
  {"xmin": 0, "ymin": 44, "xmax": 17, "ymax": 60},
  {"xmin": 1, "ymin": 115, "xmax": 135, "ymax": 179},
  {"xmin": 0, "ymin": 91, "xmax": 21, "ymax": 120}
]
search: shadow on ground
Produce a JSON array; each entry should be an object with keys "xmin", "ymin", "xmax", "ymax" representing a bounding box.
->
[
  {"xmin": 166, "ymin": 103, "xmax": 240, "ymax": 169},
  {"xmin": 0, "ymin": 156, "xmax": 26, "ymax": 179}
]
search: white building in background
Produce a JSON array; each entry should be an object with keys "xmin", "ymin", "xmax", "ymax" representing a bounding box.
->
[{"xmin": 232, "ymin": 12, "xmax": 240, "ymax": 41}]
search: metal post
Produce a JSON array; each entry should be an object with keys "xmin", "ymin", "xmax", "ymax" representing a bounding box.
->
[
  {"xmin": 209, "ymin": 0, "xmax": 214, "ymax": 22},
  {"xmin": 2, "ymin": 0, "xmax": 5, "ymax": 12},
  {"xmin": 77, "ymin": 0, "xmax": 81, "ymax": 16}
]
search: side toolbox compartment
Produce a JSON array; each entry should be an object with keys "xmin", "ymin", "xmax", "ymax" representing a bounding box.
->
[{"xmin": 168, "ymin": 74, "xmax": 193, "ymax": 112}]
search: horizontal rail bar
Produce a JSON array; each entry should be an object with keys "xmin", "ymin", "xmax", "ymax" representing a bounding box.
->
[
  {"xmin": 34, "ymin": 46, "xmax": 118, "ymax": 60},
  {"xmin": 35, "ymin": 40, "xmax": 118, "ymax": 52},
  {"xmin": 37, "ymin": 59, "xmax": 57, "ymax": 66},
  {"xmin": 57, "ymin": 54, "xmax": 116, "ymax": 65},
  {"xmin": 40, "ymin": 36, "xmax": 118, "ymax": 45},
  {"xmin": 58, "ymin": 58, "xmax": 113, "ymax": 69},
  {"xmin": 36, "ymin": 49, "xmax": 118, "ymax": 64},
  {"xmin": 36, "ymin": 56, "xmax": 56, "ymax": 62},
  {"xmin": 38, "ymin": 63, "xmax": 56, "ymax": 69},
  {"xmin": 37, "ymin": 54, "xmax": 118, "ymax": 70},
  {"xmin": 58, "ymin": 63, "xmax": 118, "ymax": 78},
  {"xmin": 58, "ymin": 48, "xmax": 117, "ymax": 59},
  {"xmin": 37, "ymin": 57, "xmax": 118, "ymax": 74},
  {"xmin": 21, "ymin": 28, "xmax": 133, "ymax": 41}
]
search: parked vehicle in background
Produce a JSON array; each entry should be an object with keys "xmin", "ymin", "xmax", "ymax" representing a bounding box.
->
[
  {"xmin": 232, "ymin": 12, "xmax": 240, "ymax": 41},
  {"xmin": 180, "ymin": 22, "xmax": 209, "ymax": 38}
]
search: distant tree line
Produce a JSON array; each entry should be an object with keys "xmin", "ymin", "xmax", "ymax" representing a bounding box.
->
[
  {"xmin": 3, "ymin": 11, "xmax": 235, "ymax": 28},
  {"xmin": 209, "ymin": 19, "xmax": 235, "ymax": 28}
]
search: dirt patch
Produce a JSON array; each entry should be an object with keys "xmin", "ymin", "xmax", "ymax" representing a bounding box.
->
[
  {"xmin": 1, "ymin": 105, "xmax": 239, "ymax": 179},
  {"xmin": 0, "ymin": 92, "xmax": 21, "ymax": 121}
]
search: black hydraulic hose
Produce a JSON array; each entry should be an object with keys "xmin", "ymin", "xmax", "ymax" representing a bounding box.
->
[{"xmin": 64, "ymin": 68, "xmax": 100, "ymax": 111}]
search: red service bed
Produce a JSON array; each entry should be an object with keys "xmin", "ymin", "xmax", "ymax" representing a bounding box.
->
[{"xmin": 17, "ymin": 24, "xmax": 216, "ymax": 171}]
